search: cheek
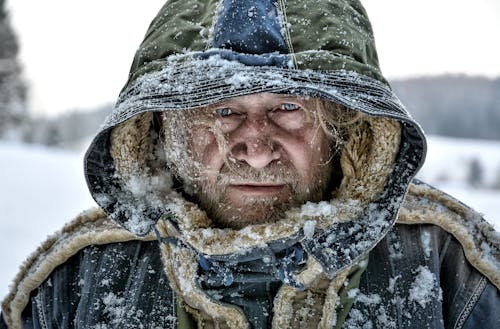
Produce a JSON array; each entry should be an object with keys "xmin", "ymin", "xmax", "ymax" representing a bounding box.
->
[
  {"xmin": 191, "ymin": 127, "xmax": 224, "ymax": 171},
  {"xmin": 285, "ymin": 127, "xmax": 329, "ymax": 179}
]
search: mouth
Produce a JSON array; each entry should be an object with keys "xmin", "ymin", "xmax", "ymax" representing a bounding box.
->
[{"xmin": 228, "ymin": 183, "xmax": 286, "ymax": 195}]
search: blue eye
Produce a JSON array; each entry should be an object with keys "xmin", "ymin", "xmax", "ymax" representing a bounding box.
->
[
  {"xmin": 280, "ymin": 103, "xmax": 300, "ymax": 111},
  {"xmin": 215, "ymin": 108, "xmax": 234, "ymax": 117}
]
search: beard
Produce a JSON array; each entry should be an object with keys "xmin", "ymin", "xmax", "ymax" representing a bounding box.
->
[{"xmin": 186, "ymin": 158, "xmax": 334, "ymax": 229}]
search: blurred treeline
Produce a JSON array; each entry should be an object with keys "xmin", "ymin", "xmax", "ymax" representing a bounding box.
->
[{"xmin": 392, "ymin": 76, "xmax": 500, "ymax": 140}]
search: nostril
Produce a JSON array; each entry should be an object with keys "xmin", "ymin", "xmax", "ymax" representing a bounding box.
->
[{"xmin": 229, "ymin": 143, "xmax": 248, "ymax": 160}]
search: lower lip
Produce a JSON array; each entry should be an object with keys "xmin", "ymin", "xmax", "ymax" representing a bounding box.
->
[{"xmin": 229, "ymin": 184, "xmax": 285, "ymax": 194}]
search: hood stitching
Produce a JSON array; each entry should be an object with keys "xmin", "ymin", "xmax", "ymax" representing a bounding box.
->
[
  {"xmin": 276, "ymin": 0, "xmax": 297, "ymax": 68},
  {"xmin": 205, "ymin": 0, "xmax": 225, "ymax": 50}
]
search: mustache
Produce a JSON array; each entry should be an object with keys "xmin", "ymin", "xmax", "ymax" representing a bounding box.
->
[{"xmin": 215, "ymin": 159, "xmax": 299, "ymax": 185}]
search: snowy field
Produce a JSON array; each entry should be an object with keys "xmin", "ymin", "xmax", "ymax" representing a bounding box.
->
[
  {"xmin": 1, "ymin": 136, "xmax": 500, "ymax": 299},
  {"xmin": 416, "ymin": 136, "xmax": 500, "ymax": 226}
]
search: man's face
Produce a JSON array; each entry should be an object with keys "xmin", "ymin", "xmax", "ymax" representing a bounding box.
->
[{"xmin": 167, "ymin": 93, "xmax": 334, "ymax": 229}]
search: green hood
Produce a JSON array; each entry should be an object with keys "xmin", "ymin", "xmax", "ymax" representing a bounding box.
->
[
  {"xmin": 126, "ymin": 0, "xmax": 385, "ymax": 87},
  {"xmin": 84, "ymin": 0, "xmax": 426, "ymax": 281}
]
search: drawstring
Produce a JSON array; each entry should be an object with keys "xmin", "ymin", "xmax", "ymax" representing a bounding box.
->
[
  {"xmin": 199, "ymin": 254, "xmax": 235, "ymax": 286},
  {"xmin": 154, "ymin": 225, "xmax": 179, "ymax": 245},
  {"xmin": 152, "ymin": 214, "xmax": 183, "ymax": 246}
]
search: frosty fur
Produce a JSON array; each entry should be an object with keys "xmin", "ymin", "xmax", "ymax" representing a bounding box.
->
[
  {"xmin": 3, "ymin": 183, "xmax": 499, "ymax": 328},
  {"xmin": 158, "ymin": 232, "xmax": 250, "ymax": 329}
]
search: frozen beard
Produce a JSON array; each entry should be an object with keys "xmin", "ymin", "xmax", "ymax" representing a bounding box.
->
[
  {"xmin": 195, "ymin": 156, "xmax": 333, "ymax": 229},
  {"xmin": 161, "ymin": 108, "xmax": 335, "ymax": 229}
]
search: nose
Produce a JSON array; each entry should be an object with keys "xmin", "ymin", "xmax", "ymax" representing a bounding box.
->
[{"xmin": 229, "ymin": 117, "xmax": 281, "ymax": 169}]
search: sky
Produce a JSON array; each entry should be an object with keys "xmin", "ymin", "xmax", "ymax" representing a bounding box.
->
[{"xmin": 6, "ymin": 0, "xmax": 500, "ymax": 116}]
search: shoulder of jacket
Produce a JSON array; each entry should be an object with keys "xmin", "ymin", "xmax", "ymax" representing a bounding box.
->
[
  {"xmin": 398, "ymin": 180, "xmax": 500, "ymax": 290},
  {"xmin": 1, "ymin": 207, "xmax": 156, "ymax": 329}
]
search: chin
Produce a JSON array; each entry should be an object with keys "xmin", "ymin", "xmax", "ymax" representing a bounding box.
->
[{"xmin": 211, "ymin": 203, "xmax": 287, "ymax": 229}]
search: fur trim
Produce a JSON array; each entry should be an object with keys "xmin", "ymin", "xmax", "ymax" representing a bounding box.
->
[
  {"xmin": 319, "ymin": 268, "xmax": 351, "ymax": 328},
  {"xmin": 338, "ymin": 118, "xmax": 400, "ymax": 202},
  {"xmin": 399, "ymin": 183, "xmax": 500, "ymax": 289},
  {"xmin": 1, "ymin": 208, "xmax": 155, "ymax": 329},
  {"xmin": 110, "ymin": 112, "xmax": 153, "ymax": 180},
  {"xmin": 271, "ymin": 258, "xmax": 327, "ymax": 328}
]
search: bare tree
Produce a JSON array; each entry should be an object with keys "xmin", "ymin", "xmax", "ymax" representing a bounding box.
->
[
  {"xmin": 467, "ymin": 158, "xmax": 484, "ymax": 188},
  {"xmin": 0, "ymin": 0, "xmax": 27, "ymax": 140}
]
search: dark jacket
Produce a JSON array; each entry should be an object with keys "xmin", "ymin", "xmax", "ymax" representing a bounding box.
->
[{"xmin": 1, "ymin": 224, "xmax": 498, "ymax": 328}]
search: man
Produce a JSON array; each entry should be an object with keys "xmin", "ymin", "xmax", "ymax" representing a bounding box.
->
[{"xmin": 1, "ymin": 0, "xmax": 499, "ymax": 328}]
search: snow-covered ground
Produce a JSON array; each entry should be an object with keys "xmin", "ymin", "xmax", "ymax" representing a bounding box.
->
[
  {"xmin": 0, "ymin": 143, "xmax": 96, "ymax": 300},
  {"xmin": 1, "ymin": 136, "xmax": 499, "ymax": 300},
  {"xmin": 418, "ymin": 136, "xmax": 500, "ymax": 190}
]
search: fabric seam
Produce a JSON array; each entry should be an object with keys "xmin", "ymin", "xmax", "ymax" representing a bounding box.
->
[
  {"xmin": 453, "ymin": 276, "xmax": 487, "ymax": 329},
  {"xmin": 205, "ymin": 0, "xmax": 225, "ymax": 50},
  {"xmin": 173, "ymin": 290, "xmax": 178, "ymax": 327},
  {"xmin": 438, "ymin": 234, "xmax": 452, "ymax": 266},
  {"xmin": 276, "ymin": 0, "xmax": 297, "ymax": 68}
]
